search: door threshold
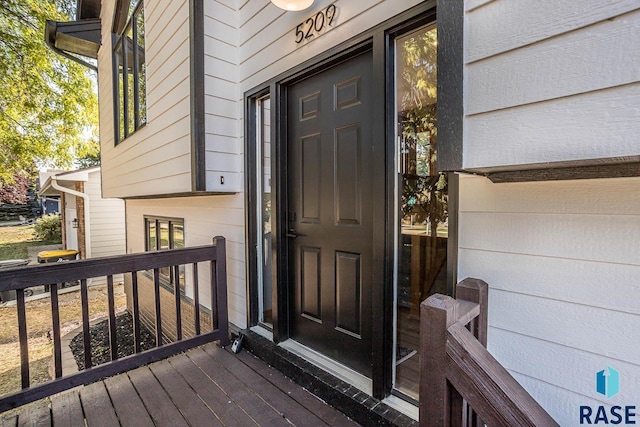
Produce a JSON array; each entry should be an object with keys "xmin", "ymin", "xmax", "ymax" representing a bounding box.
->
[
  {"xmin": 382, "ymin": 394, "xmax": 419, "ymax": 421},
  {"xmin": 238, "ymin": 329, "xmax": 418, "ymax": 426},
  {"xmin": 279, "ymin": 339, "xmax": 372, "ymax": 395}
]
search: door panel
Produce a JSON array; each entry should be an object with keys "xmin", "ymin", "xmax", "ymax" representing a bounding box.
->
[{"xmin": 288, "ymin": 50, "xmax": 374, "ymax": 376}]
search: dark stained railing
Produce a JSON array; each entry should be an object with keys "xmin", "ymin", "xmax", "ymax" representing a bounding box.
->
[
  {"xmin": 420, "ymin": 278, "xmax": 558, "ymax": 427},
  {"xmin": 0, "ymin": 236, "xmax": 229, "ymax": 413}
]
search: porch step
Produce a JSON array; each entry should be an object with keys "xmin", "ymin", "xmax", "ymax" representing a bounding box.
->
[{"xmin": 239, "ymin": 329, "xmax": 418, "ymax": 427}]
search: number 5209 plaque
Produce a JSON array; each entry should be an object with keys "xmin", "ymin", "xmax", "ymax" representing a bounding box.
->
[{"xmin": 295, "ymin": 4, "xmax": 337, "ymax": 44}]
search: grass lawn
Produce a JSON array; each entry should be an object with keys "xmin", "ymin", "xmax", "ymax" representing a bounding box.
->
[
  {"xmin": 0, "ymin": 285, "xmax": 127, "ymax": 396},
  {"xmin": 0, "ymin": 224, "xmax": 60, "ymax": 261},
  {"xmin": 0, "ymin": 224, "xmax": 127, "ymax": 396}
]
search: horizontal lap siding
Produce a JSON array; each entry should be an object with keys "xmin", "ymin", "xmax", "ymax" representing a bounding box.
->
[
  {"xmin": 204, "ymin": 0, "xmax": 242, "ymax": 192},
  {"xmin": 100, "ymin": 1, "xmax": 192, "ymax": 198},
  {"xmin": 458, "ymin": 174, "xmax": 640, "ymax": 425},
  {"xmin": 463, "ymin": 1, "xmax": 640, "ymax": 169},
  {"xmin": 86, "ymin": 173, "xmax": 126, "ymax": 259},
  {"xmin": 125, "ymin": 196, "xmax": 246, "ymax": 328}
]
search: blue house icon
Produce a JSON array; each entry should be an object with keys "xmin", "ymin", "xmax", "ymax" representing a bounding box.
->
[{"xmin": 596, "ymin": 366, "xmax": 620, "ymax": 398}]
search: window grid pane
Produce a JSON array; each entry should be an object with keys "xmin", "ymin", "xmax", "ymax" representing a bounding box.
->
[{"xmin": 113, "ymin": 1, "xmax": 146, "ymax": 144}]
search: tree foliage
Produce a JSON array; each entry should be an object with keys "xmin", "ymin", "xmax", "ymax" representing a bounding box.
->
[
  {"xmin": 0, "ymin": 172, "xmax": 31, "ymax": 205},
  {"xmin": 0, "ymin": 0, "xmax": 99, "ymax": 181},
  {"xmin": 398, "ymin": 26, "xmax": 447, "ymax": 227}
]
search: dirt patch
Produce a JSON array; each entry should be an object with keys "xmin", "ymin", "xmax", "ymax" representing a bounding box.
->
[{"xmin": 70, "ymin": 312, "xmax": 156, "ymax": 370}]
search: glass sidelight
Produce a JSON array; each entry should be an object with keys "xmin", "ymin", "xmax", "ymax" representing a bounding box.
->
[
  {"xmin": 256, "ymin": 95, "xmax": 273, "ymax": 327},
  {"xmin": 393, "ymin": 23, "xmax": 447, "ymax": 400}
]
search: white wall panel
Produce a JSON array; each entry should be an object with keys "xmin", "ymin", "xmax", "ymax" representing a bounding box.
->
[
  {"xmin": 459, "ymin": 175, "xmax": 640, "ymax": 215},
  {"xmin": 467, "ymin": 9, "xmax": 640, "ymax": 115},
  {"xmin": 464, "ymin": 83, "xmax": 640, "ymax": 168},
  {"xmin": 459, "ymin": 249, "xmax": 640, "ymax": 315},
  {"xmin": 488, "ymin": 290, "xmax": 640, "ymax": 372},
  {"xmin": 101, "ymin": 0, "xmax": 193, "ymax": 198},
  {"xmin": 458, "ymin": 174, "xmax": 640, "ymax": 423},
  {"xmin": 125, "ymin": 195, "xmax": 247, "ymax": 328},
  {"xmin": 466, "ymin": 0, "xmax": 640, "ymax": 63}
]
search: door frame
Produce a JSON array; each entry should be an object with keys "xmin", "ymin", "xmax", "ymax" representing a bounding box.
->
[{"xmin": 245, "ymin": 1, "xmax": 445, "ymax": 399}]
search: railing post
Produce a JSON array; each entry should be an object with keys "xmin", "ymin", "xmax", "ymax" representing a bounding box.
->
[
  {"xmin": 456, "ymin": 278, "xmax": 488, "ymax": 346},
  {"xmin": 213, "ymin": 236, "xmax": 229, "ymax": 346},
  {"xmin": 420, "ymin": 294, "xmax": 459, "ymax": 426}
]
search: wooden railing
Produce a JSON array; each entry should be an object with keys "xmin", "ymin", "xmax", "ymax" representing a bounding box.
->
[
  {"xmin": 420, "ymin": 278, "xmax": 558, "ymax": 427},
  {"xmin": 0, "ymin": 236, "xmax": 229, "ymax": 413}
]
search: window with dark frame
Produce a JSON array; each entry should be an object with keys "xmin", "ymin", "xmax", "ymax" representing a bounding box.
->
[
  {"xmin": 113, "ymin": 0, "xmax": 147, "ymax": 144},
  {"xmin": 144, "ymin": 216, "xmax": 185, "ymax": 294}
]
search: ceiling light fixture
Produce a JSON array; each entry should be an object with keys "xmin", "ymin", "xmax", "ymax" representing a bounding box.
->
[{"xmin": 271, "ymin": 0, "xmax": 315, "ymax": 12}]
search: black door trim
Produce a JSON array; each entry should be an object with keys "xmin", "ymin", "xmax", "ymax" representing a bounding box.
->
[{"xmin": 244, "ymin": 0, "xmax": 450, "ymax": 400}]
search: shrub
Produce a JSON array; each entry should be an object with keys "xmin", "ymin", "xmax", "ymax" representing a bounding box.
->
[{"xmin": 34, "ymin": 214, "xmax": 62, "ymax": 242}]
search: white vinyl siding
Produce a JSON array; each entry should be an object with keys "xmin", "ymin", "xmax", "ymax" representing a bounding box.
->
[
  {"xmin": 460, "ymin": 3, "xmax": 640, "ymax": 423},
  {"xmin": 463, "ymin": 1, "xmax": 640, "ymax": 169},
  {"xmin": 99, "ymin": 0, "xmax": 192, "ymax": 198},
  {"xmin": 125, "ymin": 196, "xmax": 246, "ymax": 329},
  {"xmin": 457, "ymin": 173, "xmax": 640, "ymax": 425},
  {"xmin": 85, "ymin": 171, "xmax": 126, "ymax": 259},
  {"xmin": 200, "ymin": 0, "xmax": 426, "ymax": 192},
  {"xmin": 85, "ymin": 170, "xmax": 126, "ymax": 285},
  {"xmin": 203, "ymin": 1, "xmax": 242, "ymax": 192}
]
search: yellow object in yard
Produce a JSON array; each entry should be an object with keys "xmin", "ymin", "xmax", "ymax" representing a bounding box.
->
[{"xmin": 37, "ymin": 249, "xmax": 79, "ymax": 263}]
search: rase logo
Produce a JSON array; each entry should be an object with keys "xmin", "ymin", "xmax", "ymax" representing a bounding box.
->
[
  {"xmin": 597, "ymin": 366, "xmax": 620, "ymax": 399},
  {"xmin": 580, "ymin": 366, "xmax": 637, "ymax": 425}
]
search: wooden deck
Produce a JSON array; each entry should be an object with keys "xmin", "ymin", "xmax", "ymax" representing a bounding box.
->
[{"xmin": 0, "ymin": 344, "xmax": 360, "ymax": 427}]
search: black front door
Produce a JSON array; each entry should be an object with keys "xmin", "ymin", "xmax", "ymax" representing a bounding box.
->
[{"xmin": 287, "ymin": 51, "xmax": 375, "ymax": 376}]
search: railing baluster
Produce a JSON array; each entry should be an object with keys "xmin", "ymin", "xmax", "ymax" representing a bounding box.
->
[
  {"xmin": 16, "ymin": 289, "xmax": 29, "ymax": 389},
  {"xmin": 50, "ymin": 283, "xmax": 62, "ymax": 378},
  {"xmin": 132, "ymin": 271, "xmax": 141, "ymax": 353},
  {"xmin": 0, "ymin": 240, "xmax": 230, "ymax": 413},
  {"xmin": 107, "ymin": 275, "xmax": 118, "ymax": 361},
  {"xmin": 80, "ymin": 279, "xmax": 91, "ymax": 369},
  {"xmin": 153, "ymin": 267, "xmax": 162, "ymax": 346},
  {"xmin": 193, "ymin": 263, "xmax": 200, "ymax": 336},
  {"xmin": 210, "ymin": 261, "xmax": 217, "ymax": 331},
  {"xmin": 174, "ymin": 265, "xmax": 182, "ymax": 341},
  {"xmin": 213, "ymin": 236, "xmax": 228, "ymax": 345}
]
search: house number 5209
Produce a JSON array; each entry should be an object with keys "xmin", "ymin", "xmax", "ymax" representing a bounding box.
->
[{"xmin": 295, "ymin": 4, "xmax": 337, "ymax": 44}]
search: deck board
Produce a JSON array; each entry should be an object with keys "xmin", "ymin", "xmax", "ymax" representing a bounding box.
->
[
  {"xmin": 50, "ymin": 390, "xmax": 84, "ymax": 427},
  {"xmin": 104, "ymin": 373, "xmax": 154, "ymax": 427},
  {"xmin": 16, "ymin": 400, "xmax": 50, "ymax": 427},
  {"xmin": 169, "ymin": 348, "xmax": 259, "ymax": 427},
  {"xmin": 189, "ymin": 347, "xmax": 292, "ymax": 427},
  {"xmin": 127, "ymin": 366, "xmax": 189, "ymax": 427},
  {"xmin": 0, "ymin": 413, "xmax": 16, "ymax": 427},
  {"xmin": 203, "ymin": 345, "xmax": 332, "ymax": 427},
  {"xmin": 149, "ymin": 358, "xmax": 223, "ymax": 427},
  {"xmin": 235, "ymin": 349, "xmax": 360, "ymax": 427},
  {"xmin": 2, "ymin": 343, "xmax": 360, "ymax": 427},
  {"xmin": 80, "ymin": 381, "xmax": 120, "ymax": 426}
]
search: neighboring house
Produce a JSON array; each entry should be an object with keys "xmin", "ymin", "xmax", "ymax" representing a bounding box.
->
[
  {"xmin": 38, "ymin": 170, "xmax": 64, "ymax": 215},
  {"xmin": 46, "ymin": 0, "xmax": 640, "ymax": 424},
  {"xmin": 39, "ymin": 167, "xmax": 126, "ymax": 285}
]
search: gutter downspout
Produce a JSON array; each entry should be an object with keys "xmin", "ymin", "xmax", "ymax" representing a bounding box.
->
[{"xmin": 51, "ymin": 177, "xmax": 92, "ymax": 259}]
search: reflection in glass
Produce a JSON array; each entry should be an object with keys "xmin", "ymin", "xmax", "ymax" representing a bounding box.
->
[
  {"xmin": 257, "ymin": 96, "xmax": 273, "ymax": 326},
  {"xmin": 394, "ymin": 24, "xmax": 447, "ymax": 401},
  {"xmin": 135, "ymin": 10, "xmax": 147, "ymax": 127},
  {"xmin": 147, "ymin": 220, "xmax": 156, "ymax": 251}
]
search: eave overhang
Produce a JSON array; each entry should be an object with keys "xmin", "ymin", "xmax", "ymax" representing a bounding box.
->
[{"xmin": 45, "ymin": 18, "xmax": 101, "ymax": 60}]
